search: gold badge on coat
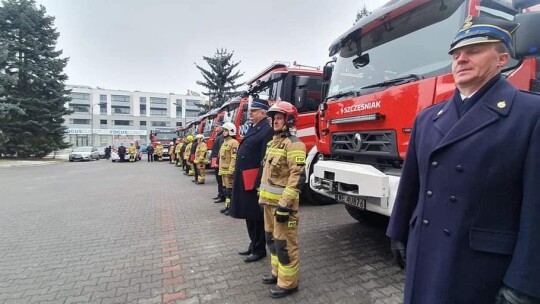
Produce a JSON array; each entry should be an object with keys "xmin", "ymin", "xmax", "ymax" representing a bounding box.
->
[{"xmin": 497, "ymin": 101, "xmax": 506, "ymax": 109}]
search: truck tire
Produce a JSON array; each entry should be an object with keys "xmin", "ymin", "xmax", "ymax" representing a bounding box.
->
[
  {"xmin": 301, "ymin": 184, "xmax": 336, "ymax": 206},
  {"xmin": 344, "ymin": 204, "xmax": 388, "ymax": 226}
]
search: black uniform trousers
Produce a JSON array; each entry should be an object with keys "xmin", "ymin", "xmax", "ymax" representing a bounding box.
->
[
  {"xmin": 246, "ymin": 219, "xmax": 266, "ymax": 256},
  {"xmin": 147, "ymin": 153, "xmax": 153, "ymax": 162},
  {"xmin": 214, "ymin": 169, "xmax": 224, "ymax": 199}
]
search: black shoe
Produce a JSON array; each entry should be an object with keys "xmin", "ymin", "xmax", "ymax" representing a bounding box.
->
[
  {"xmin": 238, "ymin": 250, "xmax": 251, "ymax": 256},
  {"xmin": 262, "ymin": 274, "xmax": 277, "ymax": 285},
  {"xmin": 224, "ymin": 210, "xmax": 230, "ymax": 216},
  {"xmin": 213, "ymin": 199, "xmax": 225, "ymax": 204},
  {"xmin": 191, "ymin": 180, "xmax": 196, "ymax": 182},
  {"xmin": 244, "ymin": 254, "xmax": 265, "ymax": 263},
  {"xmin": 270, "ymin": 286, "xmax": 298, "ymax": 298},
  {"xmin": 220, "ymin": 208, "xmax": 228, "ymax": 214},
  {"xmin": 212, "ymin": 195, "xmax": 220, "ymax": 200}
]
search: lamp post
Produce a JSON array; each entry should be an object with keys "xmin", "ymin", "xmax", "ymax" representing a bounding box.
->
[{"xmin": 90, "ymin": 101, "xmax": 107, "ymax": 147}]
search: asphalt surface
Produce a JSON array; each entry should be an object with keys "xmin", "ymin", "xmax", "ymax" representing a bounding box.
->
[{"xmin": 0, "ymin": 158, "xmax": 404, "ymax": 304}]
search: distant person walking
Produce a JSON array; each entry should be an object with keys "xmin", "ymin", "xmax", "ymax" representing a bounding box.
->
[
  {"xmin": 118, "ymin": 143, "xmax": 126, "ymax": 162},
  {"xmin": 147, "ymin": 144, "xmax": 154, "ymax": 162}
]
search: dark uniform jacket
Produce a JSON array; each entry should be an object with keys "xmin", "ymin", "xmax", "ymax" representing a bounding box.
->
[
  {"xmin": 229, "ymin": 119, "xmax": 273, "ymax": 221},
  {"xmin": 117, "ymin": 145, "xmax": 126, "ymax": 156},
  {"xmin": 387, "ymin": 77, "xmax": 540, "ymax": 304},
  {"xmin": 211, "ymin": 133, "xmax": 224, "ymax": 158}
]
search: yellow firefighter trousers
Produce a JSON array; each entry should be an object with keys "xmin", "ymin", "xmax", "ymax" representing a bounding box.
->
[
  {"xmin": 263, "ymin": 205, "xmax": 299, "ymax": 290},
  {"xmin": 197, "ymin": 163, "xmax": 206, "ymax": 183},
  {"xmin": 222, "ymin": 175, "xmax": 233, "ymax": 208}
]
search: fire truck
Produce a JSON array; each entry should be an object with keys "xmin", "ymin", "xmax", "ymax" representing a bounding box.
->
[
  {"xmin": 308, "ymin": 0, "xmax": 540, "ymax": 221},
  {"xmin": 150, "ymin": 127, "xmax": 178, "ymax": 159},
  {"xmin": 216, "ymin": 62, "xmax": 334, "ymax": 204}
]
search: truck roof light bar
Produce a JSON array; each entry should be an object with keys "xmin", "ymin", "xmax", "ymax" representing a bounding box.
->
[{"xmin": 331, "ymin": 113, "xmax": 384, "ymax": 124}]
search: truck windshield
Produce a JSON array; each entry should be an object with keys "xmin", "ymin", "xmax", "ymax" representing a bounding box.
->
[
  {"xmin": 328, "ymin": 0, "xmax": 467, "ymax": 98},
  {"xmin": 203, "ymin": 119, "xmax": 214, "ymax": 137}
]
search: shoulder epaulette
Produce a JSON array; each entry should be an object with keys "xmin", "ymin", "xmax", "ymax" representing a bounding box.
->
[{"xmin": 519, "ymin": 89, "xmax": 540, "ymax": 97}]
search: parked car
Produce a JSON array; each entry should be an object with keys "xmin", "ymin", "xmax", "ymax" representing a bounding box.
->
[
  {"xmin": 110, "ymin": 149, "xmax": 142, "ymax": 162},
  {"xmin": 97, "ymin": 147, "xmax": 106, "ymax": 159},
  {"xmin": 140, "ymin": 145, "xmax": 148, "ymax": 153},
  {"xmin": 69, "ymin": 146, "xmax": 100, "ymax": 162}
]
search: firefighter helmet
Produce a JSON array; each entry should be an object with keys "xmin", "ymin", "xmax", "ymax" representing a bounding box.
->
[
  {"xmin": 195, "ymin": 134, "xmax": 204, "ymax": 140},
  {"xmin": 222, "ymin": 122, "xmax": 236, "ymax": 136},
  {"xmin": 157, "ymin": 141, "xmax": 162, "ymax": 145},
  {"xmin": 267, "ymin": 101, "xmax": 299, "ymax": 128},
  {"xmin": 169, "ymin": 141, "xmax": 173, "ymax": 145},
  {"xmin": 186, "ymin": 135, "xmax": 194, "ymax": 142}
]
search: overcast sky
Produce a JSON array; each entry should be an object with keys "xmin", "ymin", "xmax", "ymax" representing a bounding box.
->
[{"xmin": 35, "ymin": 0, "xmax": 383, "ymax": 96}]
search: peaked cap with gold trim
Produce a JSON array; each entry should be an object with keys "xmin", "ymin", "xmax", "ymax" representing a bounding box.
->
[{"xmin": 449, "ymin": 16, "xmax": 519, "ymax": 54}]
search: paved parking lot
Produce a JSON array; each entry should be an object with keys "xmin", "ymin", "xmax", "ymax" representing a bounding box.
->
[{"xmin": 0, "ymin": 159, "xmax": 404, "ymax": 304}]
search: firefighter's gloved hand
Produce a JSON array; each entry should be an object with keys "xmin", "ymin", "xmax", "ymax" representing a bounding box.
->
[
  {"xmin": 275, "ymin": 206, "xmax": 290, "ymax": 223},
  {"xmin": 390, "ymin": 239, "xmax": 406, "ymax": 269},
  {"xmin": 496, "ymin": 285, "xmax": 540, "ymax": 304}
]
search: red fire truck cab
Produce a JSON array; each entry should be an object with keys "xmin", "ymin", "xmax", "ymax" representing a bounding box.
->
[{"xmin": 309, "ymin": 0, "xmax": 540, "ymax": 221}]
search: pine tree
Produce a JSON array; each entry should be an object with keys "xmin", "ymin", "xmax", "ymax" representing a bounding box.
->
[
  {"xmin": 354, "ymin": 4, "xmax": 371, "ymax": 24},
  {"xmin": 0, "ymin": 0, "xmax": 71, "ymax": 158},
  {"xmin": 195, "ymin": 48, "xmax": 244, "ymax": 108}
]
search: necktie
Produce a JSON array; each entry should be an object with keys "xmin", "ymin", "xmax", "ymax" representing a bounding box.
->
[{"xmin": 455, "ymin": 97, "xmax": 469, "ymax": 118}]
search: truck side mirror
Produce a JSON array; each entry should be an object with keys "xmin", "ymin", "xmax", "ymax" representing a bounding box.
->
[
  {"xmin": 514, "ymin": 12, "xmax": 540, "ymax": 59},
  {"xmin": 294, "ymin": 76, "xmax": 309, "ymax": 110},
  {"xmin": 323, "ymin": 65, "xmax": 333, "ymax": 81}
]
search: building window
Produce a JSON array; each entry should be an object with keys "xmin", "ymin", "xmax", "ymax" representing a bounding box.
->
[
  {"xmin": 140, "ymin": 104, "xmax": 146, "ymax": 115},
  {"xmin": 70, "ymin": 105, "xmax": 90, "ymax": 113},
  {"xmin": 176, "ymin": 122, "xmax": 182, "ymax": 127},
  {"xmin": 100, "ymin": 104, "xmax": 107, "ymax": 114},
  {"xmin": 100, "ymin": 119, "xmax": 107, "ymax": 125},
  {"xmin": 70, "ymin": 93, "xmax": 90, "ymax": 100},
  {"xmin": 111, "ymin": 95, "xmax": 130, "ymax": 102},
  {"xmin": 140, "ymin": 121, "xmax": 146, "ymax": 126},
  {"xmin": 70, "ymin": 118, "xmax": 90, "ymax": 124},
  {"xmin": 150, "ymin": 108, "xmax": 167, "ymax": 116},
  {"xmin": 140, "ymin": 97, "xmax": 146, "ymax": 104},
  {"xmin": 100, "ymin": 94, "xmax": 107, "ymax": 101},
  {"xmin": 150, "ymin": 97, "xmax": 167, "ymax": 105},
  {"xmin": 185, "ymin": 109, "xmax": 199, "ymax": 117},
  {"xmin": 151, "ymin": 121, "xmax": 169, "ymax": 127},
  {"xmin": 113, "ymin": 120, "xmax": 132, "ymax": 126},
  {"xmin": 186, "ymin": 99, "xmax": 199, "ymax": 106},
  {"xmin": 112, "ymin": 106, "xmax": 130, "ymax": 115}
]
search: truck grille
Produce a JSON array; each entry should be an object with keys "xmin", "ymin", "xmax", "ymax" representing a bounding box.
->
[{"xmin": 330, "ymin": 131, "xmax": 400, "ymax": 168}]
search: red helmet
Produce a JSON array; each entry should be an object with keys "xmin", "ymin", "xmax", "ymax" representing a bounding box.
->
[{"xmin": 267, "ymin": 101, "xmax": 298, "ymax": 128}]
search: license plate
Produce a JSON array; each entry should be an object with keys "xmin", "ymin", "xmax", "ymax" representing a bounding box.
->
[{"xmin": 335, "ymin": 194, "xmax": 366, "ymax": 209}]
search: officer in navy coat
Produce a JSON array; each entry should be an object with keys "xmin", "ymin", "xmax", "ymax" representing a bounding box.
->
[
  {"xmin": 230, "ymin": 99, "xmax": 274, "ymax": 262},
  {"xmin": 387, "ymin": 16, "xmax": 540, "ymax": 304}
]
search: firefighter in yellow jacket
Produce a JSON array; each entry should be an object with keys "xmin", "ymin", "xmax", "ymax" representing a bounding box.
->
[
  {"xmin": 156, "ymin": 142, "xmax": 164, "ymax": 161},
  {"xmin": 174, "ymin": 139, "xmax": 183, "ymax": 167},
  {"xmin": 128, "ymin": 142, "xmax": 137, "ymax": 162},
  {"xmin": 218, "ymin": 122, "xmax": 239, "ymax": 215},
  {"xmin": 194, "ymin": 134, "xmax": 209, "ymax": 184},
  {"xmin": 168, "ymin": 141, "xmax": 175, "ymax": 164},
  {"xmin": 183, "ymin": 135, "xmax": 194, "ymax": 175},
  {"xmin": 259, "ymin": 101, "xmax": 306, "ymax": 298}
]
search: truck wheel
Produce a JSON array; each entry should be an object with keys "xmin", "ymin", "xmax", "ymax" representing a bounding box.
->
[
  {"xmin": 344, "ymin": 205, "xmax": 388, "ymax": 226},
  {"xmin": 301, "ymin": 185, "xmax": 336, "ymax": 206}
]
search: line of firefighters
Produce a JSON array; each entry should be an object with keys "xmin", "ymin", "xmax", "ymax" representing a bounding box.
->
[{"xmin": 161, "ymin": 101, "xmax": 306, "ymax": 298}]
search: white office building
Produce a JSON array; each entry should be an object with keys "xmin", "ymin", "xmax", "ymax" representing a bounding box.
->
[{"xmin": 64, "ymin": 85, "xmax": 205, "ymax": 148}]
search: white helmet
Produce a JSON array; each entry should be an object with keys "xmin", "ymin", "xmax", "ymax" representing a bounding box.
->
[
  {"xmin": 222, "ymin": 122, "xmax": 236, "ymax": 136},
  {"xmin": 195, "ymin": 134, "xmax": 204, "ymax": 140}
]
